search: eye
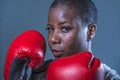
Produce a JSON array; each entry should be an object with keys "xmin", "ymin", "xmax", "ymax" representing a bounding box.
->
[
  {"xmin": 46, "ymin": 27, "xmax": 54, "ymax": 32},
  {"xmin": 61, "ymin": 26, "xmax": 72, "ymax": 33}
]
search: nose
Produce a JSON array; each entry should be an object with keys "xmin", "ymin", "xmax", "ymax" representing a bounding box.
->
[{"xmin": 50, "ymin": 30, "xmax": 61, "ymax": 44}]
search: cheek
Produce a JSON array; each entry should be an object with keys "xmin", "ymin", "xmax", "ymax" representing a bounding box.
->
[
  {"xmin": 48, "ymin": 34, "xmax": 52, "ymax": 46},
  {"xmin": 62, "ymin": 32, "xmax": 80, "ymax": 52}
]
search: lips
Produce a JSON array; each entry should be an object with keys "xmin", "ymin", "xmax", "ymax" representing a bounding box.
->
[
  {"xmin": 52, "ymin": 49, "xmax": 63, "ymax": 57},
  {"xmin": 50, "ymin": 44, "xmax": 64, "ymax": 58},
  {"xmin": 51, "ymin": 45, "xmax": 63, "ymax": 57}
]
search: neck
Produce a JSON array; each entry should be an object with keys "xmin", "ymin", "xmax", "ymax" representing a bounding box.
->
[{"xmin": 86, "ymin": 41, "xmax": 92, "ymax": 53}]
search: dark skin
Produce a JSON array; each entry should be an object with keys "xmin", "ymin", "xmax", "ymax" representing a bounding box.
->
[
  {"xmin": 47, "ymin": 5, "xmax": 96, "ymax": 59},
  {"xmin": 31, "ymin": 4, "xmax": 120, "ymax": 80},
  {"xmin": 30, "ymin": 5, "xmax": 96, "ymax": 80}
]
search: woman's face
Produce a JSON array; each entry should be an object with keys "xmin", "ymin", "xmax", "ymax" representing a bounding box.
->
[{"xmin": 47, "ymin": 6, "xmax": 88, "ymax": 59}]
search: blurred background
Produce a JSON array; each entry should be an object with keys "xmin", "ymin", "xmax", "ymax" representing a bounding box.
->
[{"xmin": 0, "ymin": 0, "xmax": 120, "ymax": 79}]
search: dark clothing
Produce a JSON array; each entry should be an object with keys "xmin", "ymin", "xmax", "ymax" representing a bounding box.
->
[
  {"xmin": 30, "ymin": 60, "xmax": 120, "ymax": 80},
  {"xmin": 30, "ymin": 60, "xmax": 53, "ymax": 80},
  {"xmin": 103, "ymin": 64, "xmax": 120, "ymax": 80}
]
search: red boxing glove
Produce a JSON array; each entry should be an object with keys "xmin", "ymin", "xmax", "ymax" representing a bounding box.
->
[
  {"xmin": 3, "ymin": 30, "xmax": 46, "ymax": 80},
  {"xmin": 47, "ymin": 52, "xmax": 105, "ymax": 80}
]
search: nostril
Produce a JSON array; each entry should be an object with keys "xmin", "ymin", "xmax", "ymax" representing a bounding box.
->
[
  {"xmin": 51, "ymin": 38, "xmax": 60, "ymax": 44},
  {"xmin": 50, "ymin": 32, "xmax": 61, "ymax": 44}
]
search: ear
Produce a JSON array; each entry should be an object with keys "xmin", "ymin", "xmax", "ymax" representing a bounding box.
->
[{"xmin": 87, "ymin": 24, "xmax": 97, "ymax": 41}]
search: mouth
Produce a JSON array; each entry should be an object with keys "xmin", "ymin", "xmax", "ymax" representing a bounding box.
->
[{"xmin": 52, "ymin": 49, "xmax": 63, "ymax": 57}]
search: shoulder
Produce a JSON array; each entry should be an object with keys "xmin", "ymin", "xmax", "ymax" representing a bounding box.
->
[{"xmin": 103, "ymin": 64, "xmax": 120, "ymax": 80}]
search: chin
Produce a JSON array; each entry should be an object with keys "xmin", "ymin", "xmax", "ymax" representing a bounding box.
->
[{"xmin": 54, "ymin": 56, "xmax": 62, "ymax": 59}]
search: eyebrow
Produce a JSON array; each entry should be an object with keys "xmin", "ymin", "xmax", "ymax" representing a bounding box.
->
[
  {"xmin": 47, "ymin": 23, "xmax": 52, "ymax": 27},
  {"xmin": 47, "ymin": 21, "xmax": 67, "ymax": 27},
  {"xmin": 58, "ymin": 21, "xmax": 67, "ymax": 25}
]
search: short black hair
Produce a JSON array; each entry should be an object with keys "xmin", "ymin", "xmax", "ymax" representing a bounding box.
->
[{"xmin": 49, "ymin": 0, "xmax": 97, "ymax": 26}]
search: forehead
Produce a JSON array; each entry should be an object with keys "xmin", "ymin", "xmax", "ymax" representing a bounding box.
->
[
  {"xmin": 48, "ymin": 5, "xmax": 82, "ymax": 27},
  {"xmin": 48, "ymin": 5, "xmax": 76, "ymax": 20}
]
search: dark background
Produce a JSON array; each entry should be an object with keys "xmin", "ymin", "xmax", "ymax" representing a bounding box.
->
[{"xmin": 0, "ymin": 0, "xmax": 120, "ymax": 79}]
